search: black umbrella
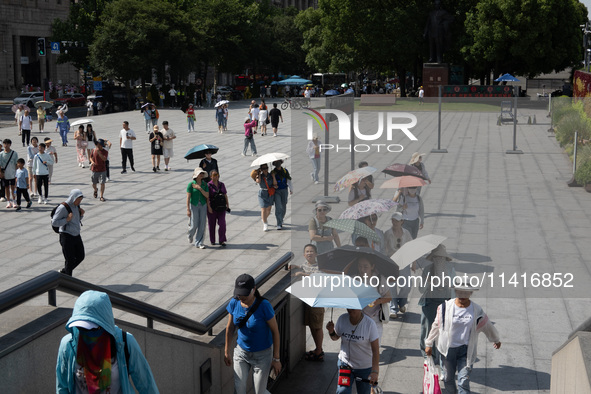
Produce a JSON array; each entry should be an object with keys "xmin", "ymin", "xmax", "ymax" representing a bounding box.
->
[
  {"xmin": 184, "ymin": 144, "xmax": 219, "ymax": 160},
  {"xmin": 382, "ymin": 163, "xmax": 427, "ymax": 180},
  {"xmin": 317, "ymin": 245, "xmax": 399, "ymax": 278}
]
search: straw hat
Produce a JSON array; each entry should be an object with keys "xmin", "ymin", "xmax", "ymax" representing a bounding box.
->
[
  {"xmin": 426, "ymin": 244, "xmax": 452, "ymax": 261},
  {"xmin": 409, "ymin": 152, "xmax": 426, "ymax": 165},
  {"xmin": 192, "ymin": 168, "xmax": 207, "ymax": 179}
]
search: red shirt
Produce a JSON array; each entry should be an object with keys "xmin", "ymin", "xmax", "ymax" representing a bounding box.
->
[
  {"xmin": 187, "ymin": 108, "xmax": 195, "ymax": 119},
  {"xmin": 91, "ymin": 148, "xmax": 108, "ymax": 172}
]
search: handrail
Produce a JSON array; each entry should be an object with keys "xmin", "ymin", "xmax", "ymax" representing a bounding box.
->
[{"xmin": 0, "ymin": 252, "xmax": 293, "ymax": 336}]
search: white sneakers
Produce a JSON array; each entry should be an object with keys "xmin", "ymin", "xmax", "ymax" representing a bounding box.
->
[
  {"xmin": 277, "ymin": 225, "xmax": 282, "ymax": 230},
  {"xmin": 38, "ymin": 196, "xmax": 43, "ymax": 204},
  {"xmin": 43, "ymin": 199, "xmax": 48, "ymax": 205},
  {"xmin": 314, "ymin": 181, "xmax": 319, "ymax": 184},
  {"xmin": 263, "ymin": 222, "xmax": 269, "ymax": 231}
]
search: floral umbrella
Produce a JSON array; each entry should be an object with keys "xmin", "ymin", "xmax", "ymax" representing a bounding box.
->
[
  {"xmin": 333, "ymin": 167, "xmax": 377, "ymax": 192},
  {"xmin": 339, "ymin": 199, "xmax": 397, "ymax": 220}
]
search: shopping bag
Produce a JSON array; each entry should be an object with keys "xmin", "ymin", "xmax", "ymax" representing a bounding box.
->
[{"xmin": 423, "ymin": 356, "xmax": 442, "ymax": 394}]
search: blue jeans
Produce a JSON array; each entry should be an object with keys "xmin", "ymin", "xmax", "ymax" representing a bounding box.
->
[
  {"xmin": 420, "ymin": 299, "xmax": 445, "ymax": 358},
  {"xmin": 274, "ymin": 188, "xmax": 288, "ymax": 226},
  {"xmin": 336, "ymin": 362, "xmax": 372, "ymax": 394},
  {"xmin": 391, "ymin": 265, "xmax": 412, "ymax": 313},
  {"xmin": 188, "ymin": 203, "xmax": 207, "ymax": 247},
  {"xmin": 311, "ymin": 157, "xmax": 320, "ymax": 182},
  {"xmin": 233, "ymin": 344, "xmax": 272, "ymax": 394},
  {"xmin": 145, "ymin": 119, "xmax": 151, "ymax": 133},
  {"xmin": 402, "ymin": 218, "xmax": 420, "ymax": 239},
  {"xmin": 59, "ymin": 128, "xmax": 68, "ymax": 144},
  {"xmin": 187, "ymin": 117, "xmax": 195, "ymax": 131},
  {"xmin": 243, "ymin": 138, "xmax": 257, "ymax": 155},
  {"xmin": 442, "ymin": 345, "xmax": 470, "ymax": 394}
]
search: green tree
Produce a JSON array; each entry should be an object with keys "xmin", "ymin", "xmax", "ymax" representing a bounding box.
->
[
  {"xmin": 51, "ymin": 0, "xmax": 111, "ymax": 72},
  {"xmin": 89, "ymin": 0, "xmax": 195, "ymax": 84},
  {"xmin": 463, "ymin": 0, "xmax": 587, "ymax": 79}
]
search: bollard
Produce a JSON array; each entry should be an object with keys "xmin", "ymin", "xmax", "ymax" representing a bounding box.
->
[
  {"xmin": 528, "ymin": 116, "xmax": 532, "ymax": 124},
  {"xmin": 533, "ymin": 114, "xmax": 537, "ymax": 124},
  {"xmin": 497, "ymin": 116, "xmax": 502, "ymax": 126}
]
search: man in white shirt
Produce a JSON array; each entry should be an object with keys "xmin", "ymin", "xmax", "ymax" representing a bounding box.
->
[
  {"xmin": 161, "ymin": 121, "xmax": 176, "ymax": 171},
  {"xmin": 119, "ymin": 121, "xmax": 136, "ymax": 174},
  {"xmin": 418, "ymin": 86, "xmax": 425, "ymax": 105},
  {"xmin": 168, "ymin": 87, "xmax": 177, "ymax": 107}
]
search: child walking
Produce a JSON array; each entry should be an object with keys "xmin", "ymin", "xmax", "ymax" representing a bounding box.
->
[{"xmin": 15, "ymin": 158, "xmax": 32, "ymax": 211}]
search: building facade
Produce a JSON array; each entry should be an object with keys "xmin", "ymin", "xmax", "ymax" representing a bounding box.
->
[{"xmin": 0, "ymin": 0, "xmax": 78, "ymax": 97}]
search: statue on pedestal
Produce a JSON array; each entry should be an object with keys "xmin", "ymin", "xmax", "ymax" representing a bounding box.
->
[{"xmin": 423, "ymin": 0, "xmax": 454, "ymax": 63}]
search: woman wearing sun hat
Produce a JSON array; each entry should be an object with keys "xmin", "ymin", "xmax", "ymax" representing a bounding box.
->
[
  {"xmin": 187, "ymin": 168, "xmax": 209, "ymax": 249},
  {"xmin": 425, "ymin": 280, "xmax": 501, "ymax": 394},
  {"xmin": 418, "ymin": 244, "xmax": 454, "ymax": 358},
  {"xmin": 308, "ymin": 200, "xmax": 341, "ymax": 254}
]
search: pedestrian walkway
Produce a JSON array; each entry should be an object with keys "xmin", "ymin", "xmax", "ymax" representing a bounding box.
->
[
  {"xmin": 0, "ymin": 100, "xmax": 293, "ymax": 333},
  {"xmin": 277, "ymin": 106, "xmax": 591, "ymax": 393},
  {"xmin": 1, "ymin": 100, "xmax": 590, "ymax": 393}
]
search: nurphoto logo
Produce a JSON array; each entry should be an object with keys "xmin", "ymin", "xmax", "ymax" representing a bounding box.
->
[{"xmin": 303, "ymin": 108, "xmax": 419, "ymax": 153}]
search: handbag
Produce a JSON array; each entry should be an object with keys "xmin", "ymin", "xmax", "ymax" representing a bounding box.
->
[
  {"xmin": 423, "ymin": 356, "xmax": 442, "ymax": 394},
  {"xmin": 264, "ymin": 177, "xmax": 276, "ymax": 196}
]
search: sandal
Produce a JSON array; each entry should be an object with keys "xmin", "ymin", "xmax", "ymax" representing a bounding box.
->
[
  {"xmin": 93, "ymin": 190, "xmax": 98, "ymax": 198},
  {"xmin": 304, "ymin": 350, "xmax": 324, "ymax": 362},
  {"xmin": 100, "ymin": 197, "xmax": 106, "ymax": 202}
]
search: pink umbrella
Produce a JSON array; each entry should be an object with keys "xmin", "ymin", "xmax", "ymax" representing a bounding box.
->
[
  {"xmin": 380, "ymin": 176, "xmax": 426, "ymax": 189},
  {"xmin": 11, "ymin": 104, "xmax": 29, "ymax": 113}
]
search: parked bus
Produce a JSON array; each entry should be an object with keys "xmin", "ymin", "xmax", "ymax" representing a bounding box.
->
[{"xmin": 311, "ymin": 73, "xmax": 347, "ymax": 90}]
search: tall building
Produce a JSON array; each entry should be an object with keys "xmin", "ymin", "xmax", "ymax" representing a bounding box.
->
[{"xmin": 0, "ymin": 0, "xmax": 79, "ymax": 97}]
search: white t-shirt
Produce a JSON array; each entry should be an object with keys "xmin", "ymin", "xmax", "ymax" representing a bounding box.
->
[
  {"xmin": 161, "ymin": 128, "xmax": 175, "ymax": 149},
  {"xmin": 449, "ymin": 303, "xmax": 474, "ymax": 348},
  {"xmin": 20, "ymin": 115, "xmax": 33, "ymax": 130},
  {"xmin": 120, "ymin": 128, "xmax": 136, "ymax": 149},
  {"xmin": 251, "ymin": 107, "xmax": 260, "ymax": 121},
  {"xmin": 258, "ymin": 109, "xmax": 268, "ymax": 123},
  {"xmin": 419, "ymin": 89, "xmax": 425, "ymax": 98},
  {"xmin": 401, "ymin": 194, "xmax": 420, "ymax": 221},
  {"xmin": 335, "ymin": 314, "xmax": 379, "ymax": 369}
]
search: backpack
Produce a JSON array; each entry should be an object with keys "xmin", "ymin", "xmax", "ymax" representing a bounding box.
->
[
  {"xmin": 210, "ymin": 184, "xmax": 227, "ymax": 212},
  {"xmin": 50, "ymin": 202, "xmax": 72, "ymax": 233}
]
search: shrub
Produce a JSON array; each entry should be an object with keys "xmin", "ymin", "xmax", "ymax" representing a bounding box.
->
[
  {"xmin": 575, "ymin": 159, "xmax": 591, "ymax": 185},
  {"xmin": 555, "ymin": 105, "xmax": 591, "ymax": 147}
]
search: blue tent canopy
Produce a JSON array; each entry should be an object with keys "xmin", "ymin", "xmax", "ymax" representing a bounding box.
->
[
  {"xmin": 277, "ymin": 76, "xmax": 312, "ymax": 86},
  {"xmin": 495, "ymin": 73, "xmax": 519, "ymax": 82}
]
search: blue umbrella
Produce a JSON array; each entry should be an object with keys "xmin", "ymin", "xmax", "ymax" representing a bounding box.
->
[
  {"xmin": 277, "ymin": 76, "xmax": 312, "ymax": 86},
  {"xmin": 184, "ymin": 144, "xmax": 219, "ymax": 160},
  {"xmin": 270, "ymin": 81, "xmax": 279, "ymax": 85},
  {"xmin": 495, "ymin": 73, "xmax": 519, "ymax": 82},
  {"xmin": 285, "ymin": 273, "xmax": 380, "ymax": 309},
  {"xmin": 325, "ymin": 89, "xmax": 340, "ymax": 96}
]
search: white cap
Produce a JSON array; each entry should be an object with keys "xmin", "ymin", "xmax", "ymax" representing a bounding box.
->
[{"xmin": 69, "ymin": 320, "xmax": 99, "ymax": 330}]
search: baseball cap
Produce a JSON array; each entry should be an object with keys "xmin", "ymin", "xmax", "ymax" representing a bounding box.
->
[
  {"xmin": 234, "ymin": 274, "xmax": 255, "ymax": 297},
  {"xmin": 69, "ymin": 320, "xmax": 99, "ymax": 330}
]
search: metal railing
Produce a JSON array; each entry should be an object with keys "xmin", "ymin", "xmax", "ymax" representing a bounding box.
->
[{"xmin": 0, "ymin": 252, "xmax": 293, "ymax": 336}]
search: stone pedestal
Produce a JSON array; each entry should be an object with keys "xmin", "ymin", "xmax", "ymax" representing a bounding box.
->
[{"xmin": 423, "ymin": 63, "xmax": 449, "ymax": 100}]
